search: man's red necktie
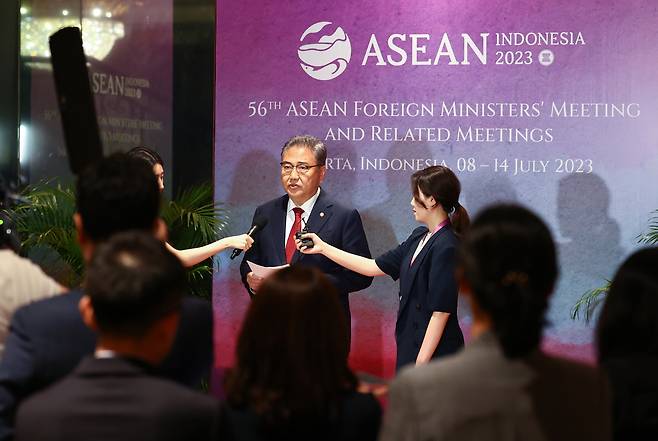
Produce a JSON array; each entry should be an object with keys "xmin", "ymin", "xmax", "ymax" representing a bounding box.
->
[{"xmin": 285, "ymin": 207, "xmax": 304, "ymax": 263}]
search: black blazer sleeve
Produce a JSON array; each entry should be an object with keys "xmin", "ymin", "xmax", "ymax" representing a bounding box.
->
[
  {"xmin": 426, "ymin": 243, "xmax": 458, "ymax": 313},
  {"xmin": 322, "ymin": 208, "xmax": 373, "ymax": 294},
  {"xmin": 375, "ymin": 228, "xmax": 425, "ymax": 281},
  {"xmin": 239, "ymin": 206, "xmax": 262, "ymax": 294}
]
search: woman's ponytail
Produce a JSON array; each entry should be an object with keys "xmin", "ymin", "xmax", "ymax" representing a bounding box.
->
[{"xmin": 450, "ymin": 203, "xmax": 470, "ymax": 237}]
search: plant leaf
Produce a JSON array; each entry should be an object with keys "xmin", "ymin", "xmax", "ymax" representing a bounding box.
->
[
  {"xmin": 637, "ymin": 209, "xmax": 658, "ymax": 245},
  {"xmin": 162, "ymin": 183, "xmax": 229, "ymax": 249},
  {"xmin": 4, "ymin": 181, "xmax": 83, "ymax": 286},
  {"xmin": 571, "ymin": 281, "xmax": 610, "ymax": 322},
  {"xmin": 573, "ymin": 208, "xmax": 658, "ymax": 321}
]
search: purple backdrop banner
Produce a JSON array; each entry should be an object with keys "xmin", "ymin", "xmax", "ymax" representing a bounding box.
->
[{"xmin": 215, "ymin": 0, "xmax": 658, "ymax": 377}]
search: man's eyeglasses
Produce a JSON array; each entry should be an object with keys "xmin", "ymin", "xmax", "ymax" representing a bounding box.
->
[{"xmin": 280, "ymin": 162, "xmax": 322, "ymax": 175}]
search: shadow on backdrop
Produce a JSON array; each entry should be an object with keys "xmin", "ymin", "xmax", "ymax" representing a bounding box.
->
[
  {"xmin": 323, "ymin": 140, "xmax": 386, "ymax": 377},
  {"xmin": 227, "ymin": 149, "xmax": 281, "ymax": 234},
  {"xmin": 459, "ymin": 172, "xmax": 520, "ymax": 327},
  {"xmin": 214, "ymin": 149, "xmax": 281, "ymax": 366},
  {"xmin": 462, "ymin": 173, "xmax": 519, "ymax": 216},
  {"xmin": 553, "ymin": 173, "xmax": 624, "ymax": 333}
]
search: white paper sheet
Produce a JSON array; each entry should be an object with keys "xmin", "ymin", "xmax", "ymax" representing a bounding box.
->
[{"xmin": 247, "ymin": 261, "xmax": 289, "ymax": 278}]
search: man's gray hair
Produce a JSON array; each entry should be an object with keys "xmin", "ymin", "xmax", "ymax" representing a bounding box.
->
[{"xmin": 281, "ymin": 135, "xmax": 327, "ymax": 165}]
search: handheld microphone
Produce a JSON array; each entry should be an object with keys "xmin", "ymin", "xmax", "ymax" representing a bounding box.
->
[
  {"xmin": 230, "ymin": 216, "xmax": 268, "ymax": 260},
  {"xmin": 295, "ymin": 218, "xmax": 314, "ymax": 249}
]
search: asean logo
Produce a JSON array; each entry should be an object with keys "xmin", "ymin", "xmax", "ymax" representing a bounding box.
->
[{"xmin": 298, "ymin": 22, "xmax": 351, "ymax": 81}]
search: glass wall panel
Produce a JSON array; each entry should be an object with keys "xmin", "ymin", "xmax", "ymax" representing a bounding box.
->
[{"xmin": 19, "ymin": 0, "xmax": 173, "ymax": 196}]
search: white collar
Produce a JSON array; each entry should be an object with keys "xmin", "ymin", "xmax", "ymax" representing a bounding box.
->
[
  {"xmin": 95, "ymin": 349, "xmax": 118, "ymax": 359},
  {"xmin": 286, "ymin": 187, "xmax": 321, "ymax": 215}
]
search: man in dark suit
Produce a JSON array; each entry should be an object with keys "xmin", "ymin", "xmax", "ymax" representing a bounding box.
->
[
  {"xmin": 15, "ymin": 232, "xmax": 217, "ymax": 441},
  {"xmin": 0, "ymin": 155, "xmax": 213, "ymax": 441},
  {"xmin": 240, "ymin": 135, "xmax": 372, "ymax": 325}
]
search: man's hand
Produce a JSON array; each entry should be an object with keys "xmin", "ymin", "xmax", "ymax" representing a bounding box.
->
[{"xmin": 246, "ymin": 271, "xmax": 264, "ymax": 293}]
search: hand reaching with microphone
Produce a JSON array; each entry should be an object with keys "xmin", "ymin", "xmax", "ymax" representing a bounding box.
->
[
  {"xmin": 295, "ymin": 232, "xmax": 325, "ymax": 254},
  {"xmin": 166, "ymin": 233, "xmax": 254, "ymax": 268},
  {"xmin": 230, "ymin": 216, "xmax": 268, "ymax": 260},
  {"xmin": 224, "ymin": 234, "xmax": 254, "ymax": 251},
  {"xmin": 296, "ymin": 232, "xmax": 385, "ymax": 278}
]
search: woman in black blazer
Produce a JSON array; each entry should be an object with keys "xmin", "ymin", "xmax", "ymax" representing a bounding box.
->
[{"xmin": 298, "ymin": 165, "xmax": 468, "ymax": 370}]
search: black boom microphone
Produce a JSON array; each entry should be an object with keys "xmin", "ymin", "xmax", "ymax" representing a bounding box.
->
[
  {"xmin": 49, "ymin": 27, "xmax": 103, "ymax": 175},
  {"xmin": 230, "ymin": 216, "xmax": 268, "ymax": 260}
]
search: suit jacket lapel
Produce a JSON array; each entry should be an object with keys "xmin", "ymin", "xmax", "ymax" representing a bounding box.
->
[
  {"xmin": 291, "ymin": 189, "xmax": 333, "ymax": 265},
  {"xmin": 270, "ymin": 195, "xmax": 288, "ymax": 265},
  {"xmin": 398, "ymin": 227, "xmax": 448, "ymax": 315}
]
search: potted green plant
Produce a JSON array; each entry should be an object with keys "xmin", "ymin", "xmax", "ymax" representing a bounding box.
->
[{"xmin": 5, "ymin": 181, "xmax": 228, "ymax": 299}]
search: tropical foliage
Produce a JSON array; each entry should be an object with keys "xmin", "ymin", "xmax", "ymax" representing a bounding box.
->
[
  {"xmin": 570, "ymin": 280, "xmax": 611, "ymax": 322},
  {"xmin": 162, "ymin": 183, "xmax": 229, "ymax": 299},
  {"xmin": 4, "ymin": 181, "xmax": 228, "ymax": 299},
  {"xmin": 9, "ymin": 182, "xmax": 81, "ymax": 285},
  {"xmin": 571, "ymin": 209, "xmax": 658, "ymax": 321},
  {"xmin": 637, "ymin": 209, "xmax": 658, "ymax": 245}
]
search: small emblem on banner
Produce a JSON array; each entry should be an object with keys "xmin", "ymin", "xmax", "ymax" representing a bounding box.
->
[
  {"xmin": 298, "ymin": 21, "xmax": 352, "ymax": 81},
  {"xmin": 539, "ymin": 49, "xmax": 555, "ymax": 66}
]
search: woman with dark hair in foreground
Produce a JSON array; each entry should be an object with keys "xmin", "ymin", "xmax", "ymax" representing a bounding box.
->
[
  {"xmin": 220, "ymin": 265, "xmax": 381, "ymax": 441},
  {"xmin": 596, "ymin": 248, "xmax": 658, "ymax": 440},
  {"xmin": 381, "ymin": 204, "xmax": 611, "ymax": 441},
  {"xmin": 127, "ymin": 146, "xmax": 253, "ymax": 267}
]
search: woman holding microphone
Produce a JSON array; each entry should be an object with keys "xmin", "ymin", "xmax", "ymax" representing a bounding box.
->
[
  {"xmin": 297, "ymin": 165, "xmax": 467, "ymax": 370},
  {"xmin": 128, "ymin": 146, "xmax": 253, "ymax": 267}
]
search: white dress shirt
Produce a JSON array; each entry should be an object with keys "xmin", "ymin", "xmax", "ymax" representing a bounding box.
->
[{"xmin": 284, "ymin": 188, "xmax": 321, "ymax": 245}]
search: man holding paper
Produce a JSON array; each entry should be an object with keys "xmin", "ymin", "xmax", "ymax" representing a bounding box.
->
[{"xmin": 239, "ymin": 135, "xmax": 373, "ymax": 331}]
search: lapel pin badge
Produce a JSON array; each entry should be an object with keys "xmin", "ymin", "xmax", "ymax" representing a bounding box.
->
[{"xmin": 320, "ymin": 212, "xmax": 325, "ymax": 217}]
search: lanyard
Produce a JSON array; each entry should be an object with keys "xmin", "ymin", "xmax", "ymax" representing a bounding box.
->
[
  {"xmin": 431, "ymin": 218, "xmax": 450, "ymax": 235},
  {"xmin": 410, "ymin": 218, "xmax": 450, "ymax": 266}
]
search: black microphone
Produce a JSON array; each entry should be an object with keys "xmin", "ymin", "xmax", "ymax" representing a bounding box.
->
[{"xmin": 230, "ymin": 216, "xmax": 268, "ymax": 260}]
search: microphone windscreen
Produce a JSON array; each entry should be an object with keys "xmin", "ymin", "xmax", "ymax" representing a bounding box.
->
[
  {"xmin": 252, "ymin": 215, "xmax": 268, "ymax": 232},
  {"xmin": 229, "ymin": 216, "xmax": 269, "ymax": 260},
  {"xmin": 49, "ymin": 27, "xmax": 103, "ymax": 175}
]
